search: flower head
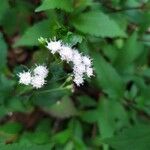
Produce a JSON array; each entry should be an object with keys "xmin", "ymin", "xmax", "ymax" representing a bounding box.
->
[
  {"xmin": 33, "ymin": 65, "xmax": 49, "ymax": 78},
  {"xmin": 86, "ymin": 67, "xmax": 94, "ymax": 77},
  {"xmin": 47, "ymin": 40, "xmax": 62, "ymax": 54},
  {"xmin": 73, "ymin": 63, "xmax": 86, "ymax": 75},
  {"xmin": 18, "ymin": 71, "xmax": 31, "ymax": 85},
  {"xmin": 31, "ymin": 75, "xmax": 45, "ymax": 89},
  {"xmin": 59, "ymin": 46, "xmax": 73, "ymax": 62},
  {"xmin": 82, "ymin": 56, "xmax": 92, "ymax": 67},
  {"xmin": 73, "ymin": 74, "xmax": 84, "ymax": 86},
  {"xmin": 45, "ymin": 39, "xmax": 94, "ymax": 86},
  {"xmin": 72, "ymin": 50, "xmax": 82, "ymax": 65}
]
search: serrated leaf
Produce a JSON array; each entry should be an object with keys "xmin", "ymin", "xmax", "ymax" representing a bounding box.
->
[
  {"xmin": 93, "ymin": 52, "xmax": 124, "ymax": 99},
  {"xmin": 14, "ymin": 20, "xmax": 53, "ymax": 47},
  {"xmin": 35, "ymin": 0, "xmax": 73, "ymax": 12},
  {"xmin": 103, "ymin": 125, "xmax": 150, "ymax": 150},
  {"xmin": 72, "ymin": 11, "xmax": 126, "ymax": 37}
]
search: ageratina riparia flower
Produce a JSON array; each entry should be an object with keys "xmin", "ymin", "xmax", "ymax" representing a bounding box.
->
[
  {"xmin": 18, "ymin": 71, "xmax": 32, "ymax": 85},
  {"xmin": 47, "ymin": 39, "xmax": 94, "ymax": 86},
  {"xmin": 33, "ymin": 65, "xmax": 49, "ymax": 78},
  {"xmin": 18, "ymin": 65, "xmax": 49, "ymax": 89},
  {"xmin": 31, "ymin": 75, "xmax": 46, "ymax": 89},
  {"xmin": 47, "ymin": 40, "xmax": 62, "ymax": 54}
]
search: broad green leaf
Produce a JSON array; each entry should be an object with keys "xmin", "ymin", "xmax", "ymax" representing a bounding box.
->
[
  {"xmin": 115, "ymin": 32, "xmax": 143, "ymax": 69},
  {"xmin": 0, "ymin": 74, "xmax": 15, "ymax": 103},
  {"xmin": 0, "ymin": 122, "xmax": 23, "ymax": 134},
  {"xmin": 97, "ymin": 98, "xmax": 129, "ymax": 150},
  {"xmin": 0, "ymin": 122, "xmax": 23, "ymax": 143},
  {"xmin": 0, "ymin": 0, "xmax": 9, "ymax": 21},
  {"xmin": 0, "ymin": 1, "xmax": 33, "ymax": 36},
  {"xmin": 0, "ymin": 33, "xmax": 7, "ymax": 70},
  {"xmin": 78, "ymin": 95, "xmax": 96, "ymax": 108},
  {"xmin": 72, "ymin": 11, "xmax": 126, "ymax": 37},
  {"xmin": 52, "ymin": 129, "xmax": 71, "ymax": 144},
  {"xmin": 31, "ymin": 87, "xmax": 70, "ymax": 106},
  {"xmin": 98, "ymin": 98, "xmax": 128, "ymax": 139},
  {"xmin": 47, "ymin": 96, "xmax": 77, "ymax": 118},
  {"xmin": 80, "ymin": 109, "xmax": 99, "ymax": 123},
  {"xmin": 25, "ymin": 132, "xmax": 50, "ymax": 144},
  {"xmin": 93, "ymin": 52, "xmax": 124, "ymax": 99},
  {"xmin": 14, "ymin": 20, "xmax": 53, "ymax": 47},
  {"xmin": 35, "ymin": 0, "xmax": 73, "ymax": 12},
  {"xmin": 103, "ymin": 125, "xmax": 150, "ymax": 150}
]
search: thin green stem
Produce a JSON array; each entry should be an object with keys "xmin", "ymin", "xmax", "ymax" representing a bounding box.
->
[{"xmin": 38, "ymin": 86, "xmax": 71, "ymax": 94}]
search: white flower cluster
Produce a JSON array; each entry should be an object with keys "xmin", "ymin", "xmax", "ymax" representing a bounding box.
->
[
  {"xmin": 47, "ymin": 39, "xmax": 94, "ymax": 86},
  {"xmin": 18, "ymin": 65, "xmax": 48, "ymax": 89}
]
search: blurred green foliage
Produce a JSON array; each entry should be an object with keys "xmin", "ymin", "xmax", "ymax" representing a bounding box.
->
[{"xmin": 0, "ymin": 0, "xmax": 150, "ymax": 149}]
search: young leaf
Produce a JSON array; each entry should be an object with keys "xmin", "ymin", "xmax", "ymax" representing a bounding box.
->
[
  {"xmin": 35, "ymin": 0, "xmax": 73, "ymax": 12},
  {"xmin": 72, "ymin": 11, "xmax": 126, "ymax": 37}
]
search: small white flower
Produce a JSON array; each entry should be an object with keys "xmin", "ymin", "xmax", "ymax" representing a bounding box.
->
[
  {"xmin": 45, "ymin": 39, "xmax": 94, "ymax": 86},
  {"xmin": 47, "ymin": 40, "xmax": 62, "ymax": 54},
  {"xmin": 33, "ymin": 65, "xmax": 49, "ymax": 78},
  {"xmin": 59, "ymin": 46, "xmax": 73, "ymax": 62},
  {"xmin": 73, "ymin": 63, "xmax": 86, "ymax": 75},
  {"xmin": 18, "ymin": 71, "xmax": 31, "ymax": 85},
  {"xmin": 86, "ymin": 67, "xmax": 94, "ymax": 77},
  {"xmin": 72, "ymin": 50, "xmax": 82, "ymax": 65},
  {"xmin": 31, "ymin": 75, "xmax": 45, "ymax": 89},
  {"xmin": 73, "ymin": 74, "xmax": 84, "ymax": 86},
  {"xmin": 82, "ymin": 56, "xmax": 92, "ymax": 67}
]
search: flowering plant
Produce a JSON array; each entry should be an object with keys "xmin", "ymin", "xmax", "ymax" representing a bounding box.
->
[{"xmin": 0, "ymin": 0, "xmax": 150, "ymax": 149}]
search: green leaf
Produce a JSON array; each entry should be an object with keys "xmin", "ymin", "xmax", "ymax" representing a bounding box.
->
[
  {"xmin": 62, "ymin": 32, "xmax": 83, "ymax": 46},
  {"xmin": 26, "ymin": 132, "xmax": 50, "ymax": 144},
  {"xmin": 0, "ymin": 74, "xmax": 15, "ymax": 103},
  {"xmin": 80, "ymin": 109, "xmax": 99, "ymax": 123},
  {"xmin": 0, "ymin": 143, "xmax": 53, "ymax": 150},
  {"xmin": 72, "ymin": 11, "xmax": 126, "ymax": 37},
  {"xmin": 97, "ymin": 97, "xmax": 129, "ymax": 150},
  {"xmin": 14, "ymin": 20, "xmax": 53, "ymax": 47},
  {"xmin": 103, "ymin": 125, "xmax": 150, "ymax": 150},
  {"xmin": 31, "ymin": 87, "xmax": 70, "ymax": 107},
  {"xmin": 0, "ymin": 122, "xmax": 23, "ymax": 134},
  {"xmin": 52, "ymin": 129, "xmax": 71, "ymax": 144},
  {"xmin": 98, "ymin": 98, "xmax": 128, "ymax": 139},
  {"xmin": 47, "ymin": 96, "xmax": 77, "ymax": 118},
  {"xmin": 0, "ymin": 33, "xmax": 7, "ymax": 70},
  {"xmin": 115, "ymin": 32, "xmax": 144, "ymax": 69},
  {"xmin": 0, "ymin": 0, "xmax": 9, "ymax": 21},
  {"xmin": 35, "ymin": 0, "xmax": 73, "ymax": 12},
  {"xmin": 93, "ymin": 52, "xmax": 124, "ymax": 99}
]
